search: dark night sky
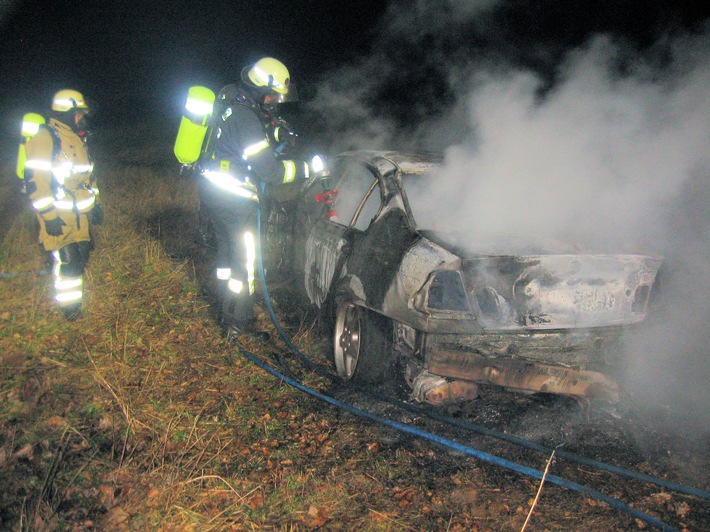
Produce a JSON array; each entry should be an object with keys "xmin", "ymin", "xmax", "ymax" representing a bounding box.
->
[
  {"xmin": 0, "ymin": 0, "xmax": 387, "ymax": 155},
  {"xmin": 0, "ymin": 0, "xmax": 707, "ymax": 157}
]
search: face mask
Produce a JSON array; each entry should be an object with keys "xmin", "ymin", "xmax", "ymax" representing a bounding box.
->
[{"xmin": 75, "ymin": 114, "xmax": 91, "ymax": 138}]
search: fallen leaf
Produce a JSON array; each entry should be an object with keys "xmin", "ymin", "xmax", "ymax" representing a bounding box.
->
[
  {"xmin": 99, "ymin": 485, "xmax": 115, "ymax": 507},
  {"xmin": 247, "ymin": 493, "xmax": 264, "ymax": 510},
  {"xmin": 651, "ymin": 492, "xmax": 672, "ymax": 503},
  {"xmin": 13, "ymin": 443, "xmax": 33, "ymax": 460},
  {"xmin": 675, "ymin": 501, "xmax": 691, "ymax": 518},
  {"xmin": 98, "ymin": 415, "xmax": 113, "ymax": 430},
  {"xmin": 46, "ymin": 416, "xmax": 67, "ymax": 429},
  {"xmin": 107, "ymin": 507, "xmax": 130, "ymax": 526},
  {"xmin": 450, "ymin": 488, "xmax": 480, "ymax": 505},
  {"xmin": 307, "ymin": 505, "xmax": 328, "ymax": 527},
  {"xmin": 369, "ymin": 510, "xmax": 393, "ymax": 523}
]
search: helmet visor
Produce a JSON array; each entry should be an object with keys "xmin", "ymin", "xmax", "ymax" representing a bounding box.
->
[{"xmin": 273, "ymin": 84, "xmax": 298, "ymax": 103}]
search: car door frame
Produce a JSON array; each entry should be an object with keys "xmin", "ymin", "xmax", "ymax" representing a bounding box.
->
[{"xmin": 301, "ymin": 157, "xmax": 384, "ymax": 310}]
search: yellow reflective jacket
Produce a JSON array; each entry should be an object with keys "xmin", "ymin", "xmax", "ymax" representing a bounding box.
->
[{"xmin": 25, "ymin": 118, "xmax": 96, "ymax": 221}]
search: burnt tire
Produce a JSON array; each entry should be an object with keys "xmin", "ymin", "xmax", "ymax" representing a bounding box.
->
[{"xmin": 333, "ymin": 301, "xmax": 393, "ymax": 384}]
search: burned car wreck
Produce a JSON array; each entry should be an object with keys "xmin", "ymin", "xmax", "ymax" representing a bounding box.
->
[{"xmin": 277, "ymin": 151, "xmax": 662, "ymax": 405}]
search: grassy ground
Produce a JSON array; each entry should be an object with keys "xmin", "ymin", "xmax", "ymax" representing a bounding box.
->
[{"xmin": 0, "ymin": 140, "xmax": 705, "ymax": 531}]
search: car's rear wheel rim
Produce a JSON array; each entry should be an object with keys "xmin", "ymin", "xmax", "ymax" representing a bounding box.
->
[{"xmin": 334, "ymin": 301, "xmax": 360, "ymax": 380}]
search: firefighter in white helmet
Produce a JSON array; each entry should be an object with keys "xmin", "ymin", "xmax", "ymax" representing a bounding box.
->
[
  {"xmin": 196, "ymin": 57, "xmax": 312, "ymax": 337},
  {"xmin": 24, "ymin": 89, "xmax": 101, "ymax": 320}
]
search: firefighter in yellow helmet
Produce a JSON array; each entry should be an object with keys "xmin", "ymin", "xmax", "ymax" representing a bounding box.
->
[
  {"xmin": 195, "ymin": 57, "xmax": 312, "ymax": 337},
  {"xmin": 24, "ymin": 89, "xmax": 101, "ymax": 320}
]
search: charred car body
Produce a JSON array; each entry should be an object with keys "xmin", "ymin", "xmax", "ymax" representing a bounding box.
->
[{"xmin": 279, "ymin": 151, "xmax": 662, "ymax": 405}]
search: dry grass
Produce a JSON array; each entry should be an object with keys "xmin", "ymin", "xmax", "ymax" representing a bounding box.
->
[{"xmin": 0, "ymin": 150, "xmax": 700, "ymax": 531}]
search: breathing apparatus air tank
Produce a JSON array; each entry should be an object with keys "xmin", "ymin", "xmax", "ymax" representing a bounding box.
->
[
  {"xmin": 174, "ymin": 86, "xmax": 216, "ymax": 165},
  {"xmin": 16, "ymin": 112, "xmax": 46, "ymax": 180}
]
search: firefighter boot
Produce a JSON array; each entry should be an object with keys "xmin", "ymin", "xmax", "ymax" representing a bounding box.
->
[
  {"xmin": 221, "ymin": 295, "xmax": 270, "ymax": 343},
  {"xmin": 62, "ymin": 303, "xmax": 82, "ymax": 321}
]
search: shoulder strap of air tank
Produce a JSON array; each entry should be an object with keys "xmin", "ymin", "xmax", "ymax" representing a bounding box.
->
[{"xmin": 39, "ymin": 123, "xmax": 62, "ymax": 160}]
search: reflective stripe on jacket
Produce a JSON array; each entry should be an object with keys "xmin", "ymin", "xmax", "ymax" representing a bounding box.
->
[{"xmin": 201, "ymin": 168, "xmax": 259, "ymax": 202}]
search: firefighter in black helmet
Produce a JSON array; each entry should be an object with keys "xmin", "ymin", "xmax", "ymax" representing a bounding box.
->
[
  {"xmin": 197, "ymin": 57, "xmax": 312, "ymax": 338},
  {"xmin": 23, "ymin": 89, "xmax": 102, "ymax": 320}
]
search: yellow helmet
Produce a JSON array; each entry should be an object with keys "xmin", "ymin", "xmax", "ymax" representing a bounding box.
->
[
  {"xmin": 51, "ymin": 89, "xmax": 89, "ymax": 112},
  {"xmin": 242, "ymin": 57, "xmax": 291, "ymax": 95}
]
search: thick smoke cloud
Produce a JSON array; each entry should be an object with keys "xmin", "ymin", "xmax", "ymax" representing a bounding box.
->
[
  {"xmin": 307, "ymin": 1, "xmax": 710, "ymax": 432},
  {"xmin": 425, "ymin": 31, "xmax": 710, "ymax": 431},
  {"xmin": 421, "ymin": 33, "xmax": 710, "ymax": 248}
]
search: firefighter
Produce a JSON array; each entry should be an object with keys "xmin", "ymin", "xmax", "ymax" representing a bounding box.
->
[
  {"xmin": 196, "ymin": 57, "xmax": 312, "ymax": 337},
  {"xmin": 24, "ymin": 89, "xmax": 101, "ymax": 320}
]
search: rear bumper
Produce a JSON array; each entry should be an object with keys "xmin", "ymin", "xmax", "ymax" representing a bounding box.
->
[{"xmin": 425, "ymin": 345, "xmax": 620, "ymax": 402}]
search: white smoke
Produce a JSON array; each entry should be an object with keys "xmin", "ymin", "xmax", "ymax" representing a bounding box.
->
[
  {"xmin": 422, "ymin": 31, "xmax": 710, "ymax": 430},
  {"xmin": 307, "ymin": 2, "xmax": 710, "ymax": 431},
  {"xmin": 419, "ymin": 33, "xmax": 710, "ymax": 250},
  {"xmin": 380, "ymin": 0, "xmax": 503, "ymax": 41}
]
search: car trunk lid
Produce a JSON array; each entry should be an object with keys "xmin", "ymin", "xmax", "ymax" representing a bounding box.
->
[{"xmin": 461, "ymin": 254, "xmax": 663, "ymax": 330}]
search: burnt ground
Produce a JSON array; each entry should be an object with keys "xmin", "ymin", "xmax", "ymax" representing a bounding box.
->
[{"xmin": 317, "ymin": 371, "xmax": 710, "ymax": 530}]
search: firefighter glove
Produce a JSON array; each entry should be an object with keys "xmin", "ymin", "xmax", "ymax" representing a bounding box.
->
[
  {"xmin": 44, "ymin": 217, "xmax": 66, "ymax": 236},
  {"xmin": 273, "ymin": 121, "xmax": 298, "ymax": 155},
  {"xmin": 90, "ymin": 203, "xmax": 104, "ymax": 225}
]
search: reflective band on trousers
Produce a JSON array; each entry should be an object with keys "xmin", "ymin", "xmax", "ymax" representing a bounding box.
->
[
  {"xmin": 53, "ymin": 251, "xmax": 83, "ymax": 305},
  {"xmin": 219, "ymin": 231, "xmax": 256, "ymax": 295},
  {"xmin": 55, "ymin": 277, "xmax": 83, "ymax": 290},
  {"xmin": 244, "ymin": 231, "xmax": 256, "ymax": 295},
  {"xmin": 202, "ymin": 170, "xmax": 259, "ymax": 201},
  {"xmin": 227, "ymin": 278, "xmax": 244, "ymax": 294},
  {"xmin": 56, "ymin": 291, "xmax": 82, "ymax": 303}
]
